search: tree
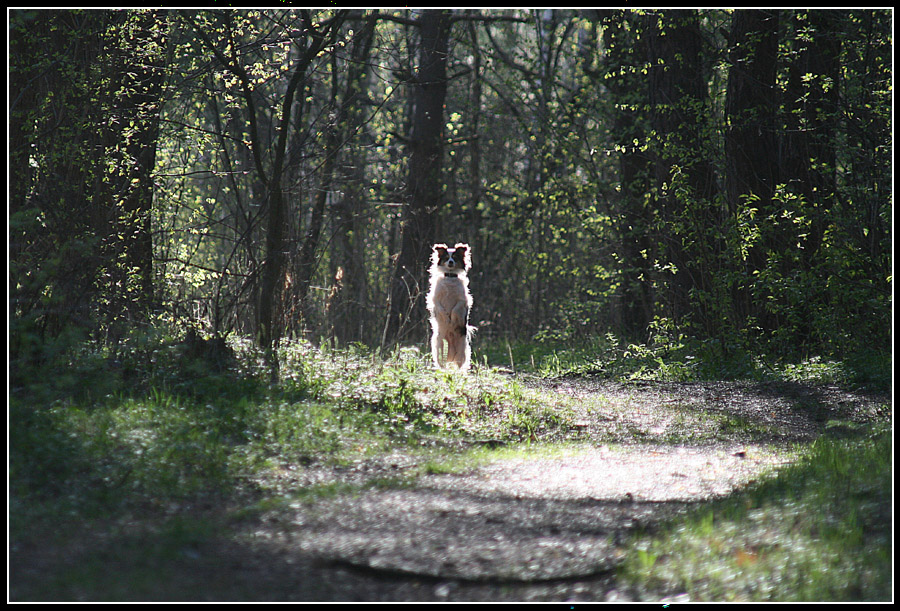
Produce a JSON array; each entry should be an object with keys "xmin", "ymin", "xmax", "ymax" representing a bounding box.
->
[
  {"xmin": 101, "ymin": 10, "xmax": 170, "ymax": 315},
  {"xmin": 777, "ymin": 11, "xmax": 843, "ymax": 342},
  {"xmin": 644, "ymin": 10, "xmax": 723, "ymax": 334},
  {"xmin": 384, "ymin": 9, "xmax": 453, "ymax": 346},
  {"xmin": 596, "ymin": 9, "xmax": 656, "ymax": 340},
  {"xmin": 325, "ymin": 12, "xmax": 380, "ymax": 344},
  {"xmin": 724, "ymin": 9, "xmax": 779, "ymax": 326},
  {"xmin": 294, "ymin": 11, "xmax": 377, "ymax": 329},
  {"xmin": 182, "ymin": 9, "xmax": 348, "ymax": 367},
  {"xmin": 10, "ymin": 9, "xmax": 169, "ymax": 369}
]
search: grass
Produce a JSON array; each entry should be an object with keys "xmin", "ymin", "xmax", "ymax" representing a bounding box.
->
[
  {"xmin": 10, "ymin": 336, "xmax": 578, "ymax": 515},
  {"xmin": 9, "ymin": 331, "xmax": 892, "ymax": 601},
  {"xmin": 482, "ymin": 332, "xmax": 892, "ymax": 392},
  {"xmin": 619, "ymin": 427, "xmax": 892, "ymax": 601}
]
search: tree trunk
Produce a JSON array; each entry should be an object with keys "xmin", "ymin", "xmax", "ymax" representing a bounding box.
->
[
  {"xmin": 782, "ymin": 10, "xmax": 841, "ymax": 257},
  {"xmin": 297, "ymin": 12, "xmax": 376, "ymax": 336},
  {"xmin": 109, "ymin": 10, "xmax": 168, "ymax": 316},
  {"xmin": 384, "ymin": 10, "xmax": 452, "ymax": 346},
  {"xmin": 778, "ymin": 10, "xmax": 843, "ymax": 343},
  {"xmin": 725, "ymin": 10, "xmax": 779, "ymax": 214},
  {"xmin": 330, "ymin": 12, "xmax": 378, "ymax": 344},
  {"xmin": 724, "ymin": 9, "xmax": 779, "ymax": 325},
  {"xmin": 644, "ymin": 10, "xmax": 721, "ymax": 332},
  {"xmin": 598, "ymin": 10, "xmax": 655, "ymax": 341}
]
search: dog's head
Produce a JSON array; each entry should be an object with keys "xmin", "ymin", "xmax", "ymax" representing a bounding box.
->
[{"xmin": 431, "ymin": 243, "xmax": 471, "ymax": 273}]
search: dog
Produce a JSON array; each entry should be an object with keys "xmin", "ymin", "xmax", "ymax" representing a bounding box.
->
[{"xmin": 426, "ymin": 243, "xmax": 474, "ymax": 371}]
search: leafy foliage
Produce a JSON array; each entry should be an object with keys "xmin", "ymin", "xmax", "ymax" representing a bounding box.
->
[{"xmin": 10, "ymin": 9, "xmax": 890, "ymax": 371}]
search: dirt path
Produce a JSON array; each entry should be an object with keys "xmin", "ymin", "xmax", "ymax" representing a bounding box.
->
[
  {"xmin": 10, "ymin": 378, "xmax": 889, "ymax": 602},
  {"xmin": 207, "ymin": 378, "xmax": 888, "ymax": 602}
]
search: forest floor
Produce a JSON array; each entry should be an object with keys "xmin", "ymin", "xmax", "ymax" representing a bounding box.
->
[{"xmin": 10, "ymin": 372, "xmax": 890, "ymax": 602}]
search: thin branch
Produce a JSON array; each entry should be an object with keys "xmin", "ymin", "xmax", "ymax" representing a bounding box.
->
[{"xmin": 179, "ymin": 10, "xmax": 270, "ymax": 186}]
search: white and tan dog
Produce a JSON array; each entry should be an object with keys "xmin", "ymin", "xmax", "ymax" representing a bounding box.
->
[{"xmin": 426, "ymin": 243, "xmax": 474, "ymax": 370}]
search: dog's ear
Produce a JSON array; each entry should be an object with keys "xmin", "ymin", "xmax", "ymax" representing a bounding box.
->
[
  {"xmin": 454, "ymin": 243, "xmax": 471, "ymax": 269},
  {"xmin": 431, "ymin": 244, "xmax": 448, "ymax": 264}
]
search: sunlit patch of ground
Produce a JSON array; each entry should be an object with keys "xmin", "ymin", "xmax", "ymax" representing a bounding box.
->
[
  {"xmin": 433, "ymin": 443, "xmax": 786, "ymax": 503},
  {"xmin": 244, "ymin": 442, "xmax": 787, "ymax": 587}
]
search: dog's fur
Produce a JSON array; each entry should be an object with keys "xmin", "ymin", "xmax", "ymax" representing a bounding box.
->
[{"xmin": 426, "ymin": 243, "xmax": 474, "ymax": 370}]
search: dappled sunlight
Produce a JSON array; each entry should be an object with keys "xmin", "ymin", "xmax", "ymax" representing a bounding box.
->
[
  {"xmin": 238, "ymin": 439, "xmax": 787, "ymax": 585},
  {"xmin": 10, "ymin": 5, "xmax": 891, "ymax": 602},
  {"xmin": 430, "ymin": 444, "xmax": 783, "ymax": 503}
]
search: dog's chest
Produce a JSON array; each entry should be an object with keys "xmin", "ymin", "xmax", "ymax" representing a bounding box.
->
[{"xmin": 431, "ymin": 276, "xmax": 468, "ymax": 307}]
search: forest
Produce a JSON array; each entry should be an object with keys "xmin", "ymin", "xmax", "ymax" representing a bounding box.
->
[
  {"xmin": 8, "ymin": 8, "xmax": 893, "ymax": 602},
  {"xmin": 10, "ymin": 8, "xmax": 892, "ymax": 370}
]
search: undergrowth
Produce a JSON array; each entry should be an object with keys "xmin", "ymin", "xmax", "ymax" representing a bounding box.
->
[{"xmin": 482, "ymin": 332, "xmax": 891, "ymax": 391}]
